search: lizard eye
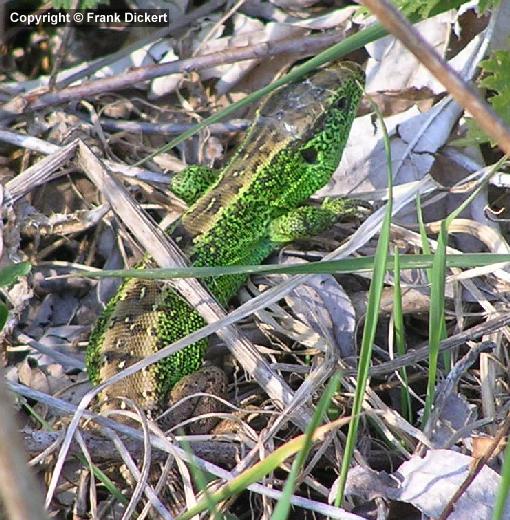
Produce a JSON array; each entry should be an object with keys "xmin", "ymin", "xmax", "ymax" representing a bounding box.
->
[
  {"xmin": 301, "ymin": 148, "xmax": 318, "ymax": 164},
  {"xmin": 334, "ymin": 97, "xmax": 348, "ymax": 110}
]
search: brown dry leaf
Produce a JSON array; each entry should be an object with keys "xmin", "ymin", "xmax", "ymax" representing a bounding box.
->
[
  {"xmin": 472, "ymin": 435, "xmax": 507, "ymax": 462},
  {"xmin": 367, "ymin": 86, "xmax": 435, "ymax": 116}
]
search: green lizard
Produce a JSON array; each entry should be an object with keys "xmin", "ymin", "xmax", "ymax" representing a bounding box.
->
[{"xmin": 86, "ymin": 61, "xmax": 364, "ymax": 419}]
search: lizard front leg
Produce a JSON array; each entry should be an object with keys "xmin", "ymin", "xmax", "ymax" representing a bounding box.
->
[
  {"xmin": 269, "ymin": 198, "xmax": 360, "ymax": 244},
  {"xmin": 170, "ymin": 165, "xmax": 221, "ymax": 205}
]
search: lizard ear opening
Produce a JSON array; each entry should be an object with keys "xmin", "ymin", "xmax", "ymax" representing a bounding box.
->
[{"xmin": 300, "ymin": 148, "xmax": 319, "ymax": 164}]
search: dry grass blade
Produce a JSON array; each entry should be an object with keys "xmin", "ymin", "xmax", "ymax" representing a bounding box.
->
[
  {"xmin": 0, "ymin": 128, "xmax": 166, "ymax": 183},
  {"xmin": 342, "ymin": 313, "xmax": 510, "ymax": 377},
  {"xmin": 9, "ymin": 380, "xmax": 353, "ymax": 516},
  {"xmin": 55, "ymin": 0, "xmax": 228, "ymax": 89},
  {"xmin": 3, "ymin": 140, "xmax": 78, "ymax": 204},
  {"xmin": 5, "ymin": 2, "xmax": 510, "ymax": 516},
  {"xmin": 40, "ymin": 139, "xmax": 325, "ymax": 506}
]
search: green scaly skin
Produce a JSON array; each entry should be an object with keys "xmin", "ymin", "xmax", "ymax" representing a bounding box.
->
[{"xmin": 86, "ymin": 61, "xmax": 364, "ymax": 416}]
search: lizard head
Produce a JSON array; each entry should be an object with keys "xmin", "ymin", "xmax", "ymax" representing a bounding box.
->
[
  {"xmin": 254, "ymin": 61, "xmax": 365, "ymax": 207},
  {"xmin": 180, "ymin": 62, "xmax": 365, "ymax": 239}
]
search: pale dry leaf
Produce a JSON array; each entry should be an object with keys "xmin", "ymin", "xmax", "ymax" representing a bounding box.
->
[
  {"xmin": 190, "ymin": 13, "xmax": 227, "ymax": 54},
  {"xmin": 98, "ymin": 39, "xmax": 178, "ymax": 86},
  {"xmin": 282, "ymin": 258, "xmax": 356, "ymax": 358},
  {"xmin": 120, "ymin": 7, "xmax": 225, "ymax": 98},
  {"xmin": 54, "ymin": 374, "xmax": 92, "ymax": 408},
  {"xmin": 393, "ymin": 449, "xmax": 508, "ymax": 519},
  {"xmin": 22, "ymin": 325, "xmax": 86, "ymax": 371},
  {"xmin": 277, "ymin": 6, "xmax": 357, "ymax": 30},
  {"xmin": 269, "ymin": 0, "xmax": 320, "ymax": 8},
  {"xmin": 195, "ymin": 13, "xmax": 266, "ymax": 82},
  {"xmin": 6, "ymin": 276, "xmax": 33, "ymax": 318},
  {"xmin": 332, "ymin": 465, "xmax": 397, "ymax": 502},
  {"xmin": 472, "ymin": 435, "xmax": 507, "ymax": 461},
  {"xmin": 18, "ymin": 359, "xmax": 51, "ymax": 395},
  {"xmin": 242, "ymin": 0, "xmax": 355, "ymax": 28},
  {"xmin": 134, "ymin": 0, "xmax": 187, "ymax": 17},
  {"xmin": 149, "ymin": 45, "xmax": 184, "ymax": 98},
  {"xmin": 320, "ymin": 100, "xmax": 471, "ymax": 224},
  {"xmin": 49, "ymin": 294, "xmax": 80, "ymax": 327},
  {"xmin": 332, "ymin": 17, "xmax": 485, "ymax": 198},
  {"xmin": 39, "ymin": 325, "xmax": 86, "ymax": 346},
  {"xmin": 364, "ymin": 11, "xmax": 482, "ymax": 94},
  {"xmin": 23, "ymin": 294, "xmax": 53, "ymax": 337},
  {"xmin": 318, "ymin": 109, "xmax": 434, "ymax": 195},
  {"xmin": 430, "ymin": 392, "xmax": 477, "ymax": 447},
  {"xmin": 398, "ymin": 102, "xmax": 461, "ymax": 155},
  {"xmin": 4, "ymin": 36, "xmax": 180, "ymax": 97},
  {"xmin": 93, "ymin": 227, "xmax": 124, "ymax": 306},
  {"xmin": 335, "ymin": 450, "xmax": 509, "ymax": 519},
  {"xmin": 197, "ymin": 13, "xmax": 307, "ymax": 93},
  {"xmin": 203, "ymin": 135, "xmax": 224, "ymax": 163}
]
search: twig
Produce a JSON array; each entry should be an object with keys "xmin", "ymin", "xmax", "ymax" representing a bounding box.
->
[
  {"xmin": 11, "ymin": 378, "xmax": 358, "ymax": 520},
  {"xmin": 48, "ymin": 0, "xmax": 80, "ymax": 90},
  {"xmin": 22, "ymin": 429, "xmax": 238, "ymax": 467},
  {"xmin": 73, "ymin": 141, "xmax": 314, "ymax": 428},
  {"xmin": 3, "ymin": 140, "xmax": 79, "ymax": 205},
  {"xmin": 14, "ymin": 333, "xmax": 84, "ymax": 370},
  {"xmin": 359, "ymin": 0, "xmax": 510, "ymax": 155},
  {"xmin": 0, "ymin": 30, "xmax": 346, "ymax": 118},
  {"xmin": 97, "ymin": 117, "xmax": 250, "ymax": 136},
  {"xmin": 423, "ymin": 341, "xmax": 495, "ymax": 440}
]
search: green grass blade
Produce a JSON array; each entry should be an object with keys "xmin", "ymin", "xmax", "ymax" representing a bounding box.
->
[
  {"xmin": 271, "ymin": 374, "xmax": 341, "ymax": 520},
  {"xmin": 84, "ymin": 458, "xmax": 128, "ymax": 505},
  {"xmin": 493, "ymin": 439, "xmax": 510, "ymax": 519},
  {"xmin": 446, "ymin": 157, "xmax": 508, "ymax": 227},
  {"xmin": 334, "ymin": 100, "xmax": 393, "ymax": 506},
  {"xmin": 0, "ymin": 303, "xmax": 7, "ymax": 332},
  {"xmin": 422, "ymin": 156, "xmax": 508, "ymax": 427},
  {"xmin": 416, "ymin": 193, "xmax": 449, "ymax": 371},
  {"xmin": 74, "ymin": 252, "xmax": 510, "ymax": 281},
  {"xmin": 179, "ymin": 435, "xmax": 222, "ymax": 519},
  {"xmin": 392, "ymin": 247, "xmax": 412, "ymax": 422},
  {"xmin": 0, "ymin": 262, "xmax": 31, "ymax": 287},
  {"xmin": 416, "ymin": 193, "xmax": 432, "ymax": 258},
  {"xmin": 136, "ymin": 1, "xmax": 465, "ymax": 167},
  {"xmin": 175, "ymin": 415, "xmax": 353, "ymax": 520},
  {"xmin": 422, "ymin": 219, "xmax": 447, "ymax": 426},
  {"xmin": 135, "ymin": 22, "xmax": 386, "ymax": 166},
  {"xmin": 20, "ymin": 400, "xmax": 127, "ymax": 504}
]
